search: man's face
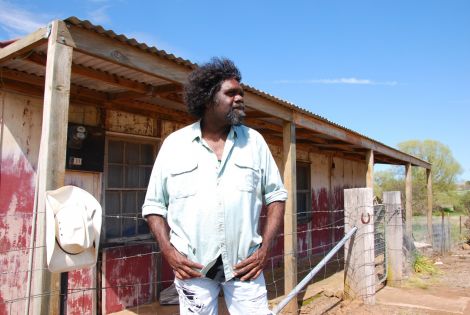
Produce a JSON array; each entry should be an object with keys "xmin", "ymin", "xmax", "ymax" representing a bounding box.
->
[{"xmin": 211, "ymin": 79, "xmax": 245, "ymax": 126}]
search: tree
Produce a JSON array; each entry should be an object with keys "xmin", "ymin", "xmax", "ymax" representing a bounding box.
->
[{"xmin": 374, "ymin": 140, "xmax": 463, "ymax": 215}]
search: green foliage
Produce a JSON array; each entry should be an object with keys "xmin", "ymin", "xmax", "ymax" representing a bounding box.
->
[
  {"xmin": 374, "ymin": 139, "xmax": 465, "ymax": 215},
  {"xmin": 413, "ymin": 253, "xmax": 440, "ymax": 275},
  {"xmin": 455, "ymin": 191, "xmax": 470, "ymax": 214}
]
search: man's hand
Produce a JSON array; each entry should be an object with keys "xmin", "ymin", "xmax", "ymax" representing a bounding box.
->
[
  {"xmin": 146, "ymin": 214, "xmax": 203, "ymax": 279},
  {"xmin": 233, "ymin": 201, "xmax": 285, "ymax": 281},
  {"xmin": 233, "ymin": 246, "xmax": 268, "ymax": 281},
  {"xmin": 163, "ymin": 246, "xmax": 204, "ymax": 280}
]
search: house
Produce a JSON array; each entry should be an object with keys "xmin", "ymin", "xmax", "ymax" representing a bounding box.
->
[{"xmin": 0, "ymin": 17, "xmax": 432, "ymax": 314}]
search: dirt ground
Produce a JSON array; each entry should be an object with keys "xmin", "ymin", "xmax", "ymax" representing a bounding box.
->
[{"xmin": 299, "ymin": 246, "xmax": 470, "ymax": 315}]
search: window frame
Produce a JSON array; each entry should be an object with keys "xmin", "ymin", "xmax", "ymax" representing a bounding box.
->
[
  {"xmin": 296, "ymin": 161, "xmax": 312, "ymax": 224},
  {"xmin": 103, "ymin": 133, "xmax": 160, "ymax": 245}
]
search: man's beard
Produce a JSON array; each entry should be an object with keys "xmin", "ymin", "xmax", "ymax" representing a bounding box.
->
[{"xmin": 226, "ymin": 108, "xmax": 246, "ymax": 126}]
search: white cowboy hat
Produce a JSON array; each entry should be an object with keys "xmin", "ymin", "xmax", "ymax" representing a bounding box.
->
[{"xmin": 46, "ymin": 185, "xmax": 102, "ymax": 273}]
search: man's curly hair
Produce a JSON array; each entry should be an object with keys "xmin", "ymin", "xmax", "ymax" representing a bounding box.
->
[{"xmin": 184, "ymin": 57, "xmax": 242, "ymax": 119}]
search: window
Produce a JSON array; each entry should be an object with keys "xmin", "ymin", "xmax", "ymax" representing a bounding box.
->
[
  {"xmin": 104, "ymin": 138, "xmax": 157, "ymax": 242},
  {"xmin": 296, "ymin": 162, "xmax": 311, "ymax": 223}
]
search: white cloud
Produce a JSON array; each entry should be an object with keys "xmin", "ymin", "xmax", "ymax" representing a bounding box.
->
[
  {"xmin": 0, "ymin": 1, "xmax": 52, "ymax": 38},
  {"xmin": 275, "ymin": 77, "xmax": 398, "ymax": 86},
  {"xmin": 87, "ymin": 5, "xmax": 112, "ymax": 25}
]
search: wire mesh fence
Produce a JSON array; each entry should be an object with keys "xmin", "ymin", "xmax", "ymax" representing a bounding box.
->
[
  {"xmin": 1, "ymin": 205, "xmax": 353, "ymax": 314},
  {"xmin": 412, "ymin": 215, "xmax": 467, "ymax": 253},
  {"xmin": 0, "ymin": 190, "xmax": 403, "ymax": 314},
  {"xmin": 373, "ymin": 204, "xmax": 387, "ymax": 288}
]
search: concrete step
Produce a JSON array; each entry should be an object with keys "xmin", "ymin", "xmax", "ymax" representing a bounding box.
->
[{"xmin": 376, "ymin": 286, "xmax": 470, "ymax": 314}]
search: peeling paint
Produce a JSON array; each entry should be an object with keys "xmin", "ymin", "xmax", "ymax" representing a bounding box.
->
[
  {"xmin": 106, "ymin": 110, "xmax": 154, "ymax": 136},
  {"xmin": 104, "ymin": 244, "xmax": 154, "ymax": 313}
]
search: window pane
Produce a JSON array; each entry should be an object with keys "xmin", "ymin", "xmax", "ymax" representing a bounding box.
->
[
  {"xmin": 125, "ymin": 166, "xmax": 139, "ymax": 187},
  {"xmin": 105, "ymin": 191, "xmax": 121, "ymax": 238},
  {"xmin": 108, "ymin": 165, "xmax": 123, "ymax": 188},
  {"xmin": 106, "ymin": 218, "xmax": 120, "ymax": 239},
  {"xmin": 297, "ymin": 164, "xmax": 309, "ymax": 189},
  {"xmin": 141, "ymin": 144, "xmax": 155, "ymax": 164},
  {"xmin": 122, "ymin": 215, "xmax": 136, "ymax": 237},
  {"xmin": 297, "ymin": 192, "xmax": 307, "ymax": 214},
  {"xmin": 137, "ymin": 191, "xmax": 146, "ymax": 211},
  {"xmin": 138, "ymin": 220, "xmax": 150, "ymax": 234},
  {"xmin": 108, "ymin": 140, "xmax": 123, "ymax": 163},
  {"xmin": 139, "ymin": 166, "xmax": 152, "ymax": 187},
  {"xmin": 122, "ymin": 191, "xmax": 136, "ymax": 213},
  {"xmin": 105, "ymin": 139, "xmax": 156, "ymax": 241},
  {"xmin": 126, "ymin": 143, "xmax": 140, "ymax": 164},
  {"xmin": 105, "ymin": 191, "xmax": 121, "ymax": 215}
]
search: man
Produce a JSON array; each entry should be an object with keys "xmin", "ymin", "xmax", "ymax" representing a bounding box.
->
[{"xmin": 142, "ymin": 58, "xmax": 287, "ymax": 314}]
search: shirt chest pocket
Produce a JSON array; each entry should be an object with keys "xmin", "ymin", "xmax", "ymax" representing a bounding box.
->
[
  {"xmin": 168, "ymin": 161, "xmax": 198, "ymax": 200},
  {"xmin": 233, "ymin": 160, "xmax": 260, "ymax": 192}
]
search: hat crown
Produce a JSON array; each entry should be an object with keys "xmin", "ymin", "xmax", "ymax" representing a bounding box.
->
[
  {"xmin": 46, "ymin": 185, "xmax": 102, "ymax": 273},
  {"xmin": 55, "ymin": 204, "xmax": 95, "ymax": 254}
]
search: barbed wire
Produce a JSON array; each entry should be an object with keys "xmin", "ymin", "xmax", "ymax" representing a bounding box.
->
[{"xmin": 0, "ymin": 203, "xmax": 414, "ymax": 313}]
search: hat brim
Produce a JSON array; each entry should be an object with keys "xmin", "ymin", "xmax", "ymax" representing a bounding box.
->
[{"xmin": 46, "ymin": 185, "xmax": 102, "ymax": 273}]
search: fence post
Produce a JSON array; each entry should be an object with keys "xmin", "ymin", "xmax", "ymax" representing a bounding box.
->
[
  {"xmin": 383, "ymin": 191, "xmax": 403, "ymax": 287},
  {"xmin": 344, "ymin": 188, "xmax": 375, "ymax": 304}
]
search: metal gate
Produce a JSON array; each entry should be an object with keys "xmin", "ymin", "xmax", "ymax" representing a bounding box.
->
[{"xmin": 374, "ymin": 204, "xmax": 387, "ymax": 287}]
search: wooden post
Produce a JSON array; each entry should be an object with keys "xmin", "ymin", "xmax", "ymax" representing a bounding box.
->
[
  {"xmin": 366, "ymin": 150, "xmax": 374, "ymax": 189},
  {"xmin": 344, "ymin": 188, "xmax": 375, "ymax": 304},
  {"xmin": 32, "ymin": 20, "xmax": 73, "ymax": 315},
  {"xmin": 426, "ymin": 168, "xmax": 433, "ymax": 244},
  {"xmin": 405, "ymin": 163, "xmax": 413, "ymax": 239},
  {"xmin": 282, "ymin": 121, "xmax": 298, "ymax": 314},
  {"xmin": 383, "ymin": 191, "xmax": 403, "ymax": 287}
]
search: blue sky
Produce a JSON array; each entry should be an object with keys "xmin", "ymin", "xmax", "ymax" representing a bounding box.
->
[{"xmin": 1, "ymin": 0, "xmax": 469, "ymax": 180}]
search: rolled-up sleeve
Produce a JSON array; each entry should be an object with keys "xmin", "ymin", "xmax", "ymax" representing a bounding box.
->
[
  {"xmin": 261, "ymin": 138, "xmax": 288, "ymax": 205},
  {"xmin": 142, "ymin": 141, "xmax": 170, "ymax": 219}
]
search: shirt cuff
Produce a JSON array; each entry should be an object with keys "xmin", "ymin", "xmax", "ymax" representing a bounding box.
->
[
  {"xmin": 264, "ymin": 189, "xmax": 288, "ymax": 205},
  {"xmin": 142, "ymin": 204, "xmax": 168, "ymax": 220}
]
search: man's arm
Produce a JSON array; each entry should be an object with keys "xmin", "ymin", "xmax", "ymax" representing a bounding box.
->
[
  {"xmin": 233, "ymin": 201, "xmax": 285, "ymax": 281},
  {"xmin": 146, "ymin": 214, "xmax": 203, "ymax": 279}
]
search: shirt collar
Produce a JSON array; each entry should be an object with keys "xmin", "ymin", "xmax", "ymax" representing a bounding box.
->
[{"xmin": 190, "ymin": 120, "xmax": 239, "ymax": 142}]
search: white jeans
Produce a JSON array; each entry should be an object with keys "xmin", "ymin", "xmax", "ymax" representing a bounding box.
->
[{"xmin": 174, "ymin": 274, "xmax": 272, "ymax": 315}]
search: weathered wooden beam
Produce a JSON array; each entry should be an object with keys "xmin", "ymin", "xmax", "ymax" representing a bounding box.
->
[
  {"xmin": 26, "ymin": 51, "xmax": 183, "ymax": 98},
  {"xmin": 244, "ymin": 92, "xmax": 293, "ymax": 121},
  {"xmin": 0, "ymin": 26, "xmax": 48, "ymax": 63},
  {"xmin": 64, "ymin": 23, "xmax": 191, "ymax": 82},
  {"xmin": 282, "ymin": 121, "xmax": 298, "ymax": 314},
  {"xmin": 0, "ymin": 67, "xmax": 45, "ymax": 86},
  {"xmin": 34, "ymin": 20, "xmax": 73, "ymax": 315},
  {"xmin": 293, "ymin": 112, "xmax": 431, "ymax": 169},
  {"xmin": 366, "ymin": 150, "xmax": 374, "ymax": 189},
  {"xmin": 109, "ymin": 83, "xmax": 182, "ymax": 101}
]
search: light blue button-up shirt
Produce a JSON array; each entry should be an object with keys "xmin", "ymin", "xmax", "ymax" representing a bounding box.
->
[{"xmin": 142, "ymin": 121, "xmax": 287, "ymax": 280}]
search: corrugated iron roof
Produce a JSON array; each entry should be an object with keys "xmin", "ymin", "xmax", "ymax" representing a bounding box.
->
[
  {"xmin": 0, "ymin": 16, "xmax": 429, "ymax": 166},
  {"xmin": 65, "ymin": 17, "xmax": 196, "ymax": 71},
  {"xmin": 64, "ymin": 17, "xmax": 432, "ymax": 164},
  {"xmin": 64, "ymin": 17, "xmax": 383, "ymax": 145}
]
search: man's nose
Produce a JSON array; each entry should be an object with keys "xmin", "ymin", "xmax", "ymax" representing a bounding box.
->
[{"xmin": 234, "ymin": 94, "xmax": 243, "ymax": 102}]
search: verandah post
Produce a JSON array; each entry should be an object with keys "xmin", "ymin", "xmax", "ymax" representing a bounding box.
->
[{"xmin": 282, "ymin": 121, "xmax": 298, "ymax": 314}]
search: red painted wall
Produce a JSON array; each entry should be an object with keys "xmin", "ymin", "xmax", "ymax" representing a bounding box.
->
[
  {"xmin": 0, "ymin": 91, "xmax": 41, "ymax": 315},
  {"xmin": 103, "ymin": 244, "xmax": 155, "ymax": 313}
]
